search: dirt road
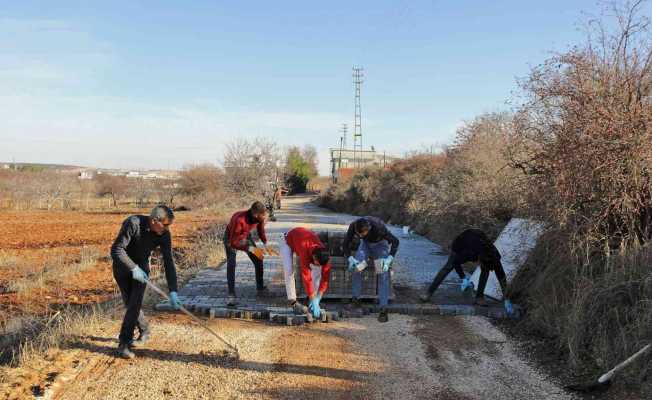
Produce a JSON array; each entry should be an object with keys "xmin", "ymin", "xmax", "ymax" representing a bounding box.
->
[{"xmin": 2, "ymin": 196, "xmax": 575, "ymax": 400}]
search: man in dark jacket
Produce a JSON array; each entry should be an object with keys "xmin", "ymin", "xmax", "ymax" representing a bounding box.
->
[
  {"xmin": 224, "ymin": 201, "xmax": 270, "ymax": 306},
  {"xmin": 343, "ymin": 216, "xmax": 400, "ymax": 323},
  {"xmin": 111, "ymin": 205, "xmax": 181, "ymax": 359},
  {"xmin": 419, "ymin": 228, "xmax": 513, "ymax": 314}
]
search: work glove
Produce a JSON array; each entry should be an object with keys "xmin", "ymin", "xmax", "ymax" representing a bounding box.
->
[
  {"xmin": 309, "ymin": 295, "xmax": 321, "ymax": 318},
  {"xmin": 381, "ymin": 255, "xmax": 394, "ymax": 272},
  {"xmin": 504, "ymin": 299, "xmax": 514, "ymax": 315},
  {"xmin": 248, "ymin": 246, "xmax": 265, "ymax": 261},
  {"xmin": 347, "ymin": 256, "xmax": 359, "ymax": 272},
  {"xmin": 169, "ymin": 291, "xmax": 182, "ymax": 310},
  {"xmin": 460, "ymin": 276, "xmax": 474, "ymax": 292},
  {"xmin": 131, "ymin": 266, "xmax": 148, "ymax": 283}
]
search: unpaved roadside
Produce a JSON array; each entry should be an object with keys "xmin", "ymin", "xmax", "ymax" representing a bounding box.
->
[{"xmin": 1, "ymin": 196, "xmax": 576, "ymax": 399}]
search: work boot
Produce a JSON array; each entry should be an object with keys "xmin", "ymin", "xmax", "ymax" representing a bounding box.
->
[
  {"xmin": 290, "ymin": 301, "xmax": 308, "ymax": 315},
  {"xmin": 130, "ymin": 330, "xmax": 150, "ymax": 348},
  {"xmin": 227, "ymin": 294, "xmax": 238, "ymax": 307},
  {"xmin": 377, "ymin": 308, "xmax": 389, "ymax": 323},
  {"xmin": 419, "ymin": 292, "xmax": 432, "ymax": 303},
  {"xmin": 344, "ymin": 298, "xmax": 361, "ymax": 311},
  {"xmin": 117, "ymin": 343, "xmax": 135, "ymax": 359}
]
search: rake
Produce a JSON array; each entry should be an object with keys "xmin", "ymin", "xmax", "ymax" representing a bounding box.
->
[{"xmin": 145, "ymin": 280, "xmax": 240, "ymax": 359}]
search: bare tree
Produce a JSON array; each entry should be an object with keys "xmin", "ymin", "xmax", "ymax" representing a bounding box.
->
[
  {"xmin": 223, "ymin": 137, "xmax": 283, "ymax": 196},
  {"xmin": 95, "ymin": 174, "xmax": 129, "ymax": 207}
]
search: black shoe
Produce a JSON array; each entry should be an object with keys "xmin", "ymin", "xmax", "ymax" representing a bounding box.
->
[
  {"xmin": 117, "ymin": 344, "xmax": 135, "ymax": 359},
  {"xmin": 256, "ymin": 287, "xmax": 272, "ymax": 297},
  {"xmin": 290, "ymin": 301, "xmax": 308, "ymax": 315},
  {"xmin": 344, "ymin": 298, "xmax": 361, "ymax": 311},
  {"xmin": 419, "ymin": 292, "xmax": 432, "ymax": 303},
  {"xmin": 130, "ymin": 330, "xmax": 150, "ymax": 348},
  {"xmin": 378, "ymin": 308, "xmax": 389, "ymax": 323},
  {"xmin": 227, "ymin": 294, "xmax": 238, "ymax": 307}
]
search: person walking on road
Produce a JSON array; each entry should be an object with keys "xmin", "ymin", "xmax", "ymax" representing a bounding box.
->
[
  {"xmin": 224, "ymin": 201, "xmax": 272, "ymax": 306},
  {"xmin": 110, "ymin": 205, "xmax": 182, "ymax": 359},
  {"xmin": 280, "ymin": 227, "xmax": 332, "ymax": 318},
  {"xmin": 343, "ymin": 216, "xmax": 399, "ymax": 323},
  {"xmin": 419, "ymin": 228, "xmax": 514, "ymax": 314}
]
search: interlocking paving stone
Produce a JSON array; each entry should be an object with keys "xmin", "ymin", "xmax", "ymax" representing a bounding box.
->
[{"xmin": 153, "ymin": 198, "xmax": 520, "ymax": 323}]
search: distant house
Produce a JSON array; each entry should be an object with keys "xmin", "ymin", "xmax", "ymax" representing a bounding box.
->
[
  {"xmin": 78, "ymin": 170, "xmax": 95, "ymax": 180},
  {"xmin": 329, "ymin": 148, "xmax": 399, "ymax": 183}
]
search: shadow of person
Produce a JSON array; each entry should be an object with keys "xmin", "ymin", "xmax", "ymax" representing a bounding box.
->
[{"xmin": 66, "ymin": 338, "xmax": 371, "ymax": 381}]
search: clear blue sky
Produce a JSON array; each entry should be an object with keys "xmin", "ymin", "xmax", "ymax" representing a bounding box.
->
[{"xmin": 1, "ymin": 1, "xmax": 645, "ymax": 174}]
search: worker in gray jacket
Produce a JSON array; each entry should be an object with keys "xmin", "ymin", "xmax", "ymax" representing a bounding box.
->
[{"xmin": 111, "ymin": 205, "xmax": 181, "ymax": 359}]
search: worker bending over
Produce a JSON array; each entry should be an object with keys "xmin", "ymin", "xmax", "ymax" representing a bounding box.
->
[
  {"xmin": 344, "ymin": 216, "xmax": 399, "ymax": 323},
  {"xmin": 110, "ymin": 205, "xmax": 182, "ymax": 359},
  {"xmin": 280, "ymin": 227, "xmax": 332, "ymax": 318},
  {"xmin": 419, "ymin": 228, "xmax": 513, "ymax": 314},
  {"xmin": 224, "ymin": 201, "xmax": 271, "ymax": 306}
]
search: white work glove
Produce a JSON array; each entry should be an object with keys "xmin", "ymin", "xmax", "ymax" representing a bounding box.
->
[
  {"xmin": 381, "ymin": 255, "xmax": 394, "ymax": 272},
  {"xmin": 131, "ymin": 266, "xmax": 148, "ymax": 283},
  {"xmin": 347, "ymin": 256, "xmax": 359, "ymax": 271}
]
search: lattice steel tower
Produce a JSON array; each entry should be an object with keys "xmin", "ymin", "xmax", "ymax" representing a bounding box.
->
[{"xmin": 352, "ymin": 66, "xmax": 364, "ymax": 168}]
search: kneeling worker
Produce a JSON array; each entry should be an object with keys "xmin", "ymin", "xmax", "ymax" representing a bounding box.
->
[
  {"xmin": 344, "ymin": 216, "xmax": 399, "ymax": 323},
  {"xmin": 281, "ymin": 227, "xmax": 332, "ymax": 318},
  {"xmin": 110, "ymin": 205, "xmax": 182, "ymax": 359},
  {"xmin": 419, "ymin": 228, "xmax": 513, "ymax": 314}
]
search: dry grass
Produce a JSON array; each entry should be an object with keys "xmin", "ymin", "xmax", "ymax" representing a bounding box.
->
[{"xmin": 5, "ymin": 247, "xmax": 99, "ymax": 296}]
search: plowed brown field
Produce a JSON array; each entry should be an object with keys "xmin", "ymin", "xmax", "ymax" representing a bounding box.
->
[{"xmin": 0, "ymin": 209, "xmax": 219, "ymax": 323}]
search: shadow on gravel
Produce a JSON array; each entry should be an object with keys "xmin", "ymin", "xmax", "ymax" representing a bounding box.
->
[{"xmin": 66, "ymin": 338, "xmax": 372, "ymax": 381}]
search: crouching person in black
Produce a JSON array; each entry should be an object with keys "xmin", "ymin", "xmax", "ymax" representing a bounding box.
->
[
  {"xmin": 419, "ymin": 229, "xmax": 513, "ymax": 315},
  {"xmin": 110, "ymin": 205, "xmax": 181, "ymax": 359}
]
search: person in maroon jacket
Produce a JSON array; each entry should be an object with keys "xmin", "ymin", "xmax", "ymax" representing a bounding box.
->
[
  {"xmin": 223, "ymin": 201, "xmax": 271, "ymax": 306},
  {"xmin": 280, "ymin": 227, "xmax": 331, "ymax": 317}
]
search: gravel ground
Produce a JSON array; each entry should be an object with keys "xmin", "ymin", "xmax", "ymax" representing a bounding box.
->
[{"xmin": 2, "ymin": 196, "xmax": 576, "ymax": 400}]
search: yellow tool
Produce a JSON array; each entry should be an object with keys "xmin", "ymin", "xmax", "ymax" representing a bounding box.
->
[{"xmin": 265, "ymin": 246, "xmax": 280, "ymax": 257}]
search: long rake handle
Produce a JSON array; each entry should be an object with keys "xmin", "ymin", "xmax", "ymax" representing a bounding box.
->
[
  {"xmin": 598, "ymin": 343, "xmax": 651, "ymax": 383},
  {"xmin": 145, "ymin": 280, "xmax": 239, "ymax": 355}
]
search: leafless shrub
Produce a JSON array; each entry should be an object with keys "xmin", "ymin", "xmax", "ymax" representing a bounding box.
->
[
  {"xmin": 177, "ymin": 164, "xmax": 227, "ymax": 209},
  {"xmin": 510, "ymin": 0, "xmax": 652, "ymax": 251},
  {"xmin": 321, "ymin": 112, "xmax": 520, "ymax": 244}
]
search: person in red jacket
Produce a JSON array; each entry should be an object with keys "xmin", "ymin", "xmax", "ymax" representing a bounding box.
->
[
  {"xmin": 223, "ymin": 201, "xmax": 271, "ymax": 306},
  {"xmin": 281, "ymin": 227, "xmax": 331, "ymax": 317}
]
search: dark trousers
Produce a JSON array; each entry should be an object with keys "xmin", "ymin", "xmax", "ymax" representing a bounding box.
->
[
  {"xmin": 113, "ymin": 264, "xmax": 149, "ymax": 345},
  {"xmin": 426, "ymin": 252, "xmax": 509, "ymax": 299},
  {"xmin": 476, "ymin": 262, "xmax": 508, "ymax": 299},
  {"xmin": 224, "ymin": 233, "xmax": 264, "ymax": 295},
  {"xmin": 426, "ymin": 252, "xmax": 467, "ymax": 294}
]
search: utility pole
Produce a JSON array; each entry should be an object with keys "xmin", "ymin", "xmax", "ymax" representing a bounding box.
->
[
  {"xmin": 339, "ymin": 123, "xmax": 347, "ymax": 171},
  {"xmin": 352, "ymin": 66, "xmax": 364, "ymax": 169}
]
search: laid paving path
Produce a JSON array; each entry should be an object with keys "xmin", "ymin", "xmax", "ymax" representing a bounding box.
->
[{"xmin": 159, "ymin": 195, "xmax": 507, "ymax": 322}]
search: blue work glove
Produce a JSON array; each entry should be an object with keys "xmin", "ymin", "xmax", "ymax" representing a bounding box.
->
[
  {"xmin": 504, "ymin": 299, "xmax": 514, "ymax": 315},
  {"xmin": 309, "ymin": 295, "xmax": 321, "ymax": 318},
  {"xmin": 131, "ymin": 266, "xmax": 149, "ymax": 283},
  {"xmin": 169, "ymin": 291, "xmax": 182, "ymax": 310},
  {"xmin": 460, "ymin": 276, "xmax": 474, "ymax": 292},
  {"xmin": 347, "ymin": 256, "xmax": 359, "ymax": 272},
  {"xmin": 381, "ymin": 255, "xmax": 394, "ymax": 272}
]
